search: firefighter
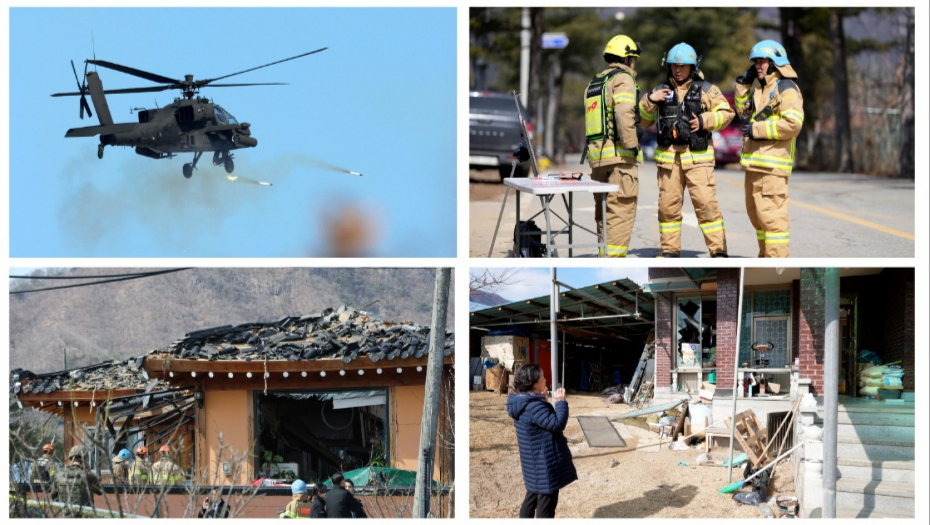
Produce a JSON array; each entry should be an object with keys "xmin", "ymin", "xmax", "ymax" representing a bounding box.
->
[
  {"xmin": 280, "ymin": 480, "xmax": 314, "ymax": 518},
  {"xmin": 735, "ymin": 40, "xmax": 804, "ymax": 257},
  {"xmin": 49, "ymin": 445, "xmax": 103, "ymax": 517},
  {"xmin": 111, "ymin": 449, "xmax": 132, "ymax": 484},
  {"xmin": 584, "ymin": 35, "xmax": 643, "ymax": 258},
  {"xmin": 128, "ymin": 445, "xmax": 151, "ymax": 485},
  {"xmin": 151, "ymin": 444, "xmax": 184, "ymax": 486},
  {"xmin": 640, "ymin": 43, "xmax": 734, "ymax": 258},
  {"xmin": 34, "ymin": 443, "xmax": 60, "ymax": 484}
]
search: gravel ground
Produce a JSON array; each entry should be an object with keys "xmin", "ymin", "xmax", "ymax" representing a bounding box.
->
[{"xmin": 469, "ymin": 390, "xmax": 795, "ymax": 518}]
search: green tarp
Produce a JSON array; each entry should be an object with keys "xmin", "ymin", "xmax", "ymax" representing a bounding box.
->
[{"xmin": 322, "ymin": 466, "xmax": 443, "ymax": 489}]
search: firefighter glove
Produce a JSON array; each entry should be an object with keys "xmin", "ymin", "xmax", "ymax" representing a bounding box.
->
[
  {"xmin": 742, "ymin": 123, "xmax": 754, "ymax": 139},
  {"xmin": 736, "ymin": 65, "xmax": 756, "ymax": 85},
  {"xmin": 636, "ymin": 124, "xmax": 644, "ymax": 141}
]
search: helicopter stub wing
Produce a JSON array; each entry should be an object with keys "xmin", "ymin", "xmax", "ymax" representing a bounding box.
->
[{"xmin": 65, "ymin": 122, "xmax": 136, "ymax": 138}]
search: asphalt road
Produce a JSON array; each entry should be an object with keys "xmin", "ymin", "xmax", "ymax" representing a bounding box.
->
[{"xmin": 470, "ymin": 161, "xmax": 915, "ymax": 258}]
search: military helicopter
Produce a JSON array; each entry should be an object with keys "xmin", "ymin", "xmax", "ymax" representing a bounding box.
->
[{"xmin": 52, "ymin": 48, "xmax": 326, "ymax": 179}]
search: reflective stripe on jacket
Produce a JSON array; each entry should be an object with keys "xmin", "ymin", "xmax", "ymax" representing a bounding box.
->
[
  {"xmin": 735, "ymin": 70, "xmax": 804, "ymax": 176},
  {"xmin": 640, "ymin": 73, "xmax": 734, "ymax": 170}
]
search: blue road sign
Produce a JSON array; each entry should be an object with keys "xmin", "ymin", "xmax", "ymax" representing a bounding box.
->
[{"xmin": 542, "ymin": 32, "xmax": 569, "ymax": 49}]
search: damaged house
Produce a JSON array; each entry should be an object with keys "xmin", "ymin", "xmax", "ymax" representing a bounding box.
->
[
  {"xmin": 646, "ymin": 268, "xmax": 914, "ymax": 518},
  {"xmin": 469, "ymin": 268, "xmax": 914, "ymax": 518},
  {"xmin": 11, "ymin": 305, "xmax": 454, "ymax": 518}
]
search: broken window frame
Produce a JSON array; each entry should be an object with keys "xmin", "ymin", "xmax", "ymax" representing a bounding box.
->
[
  {"xmin": 252, "ymin": 387, "xmax": 390, "ymax": 482},
  {"xmin": 673, "ymin": 293, "xmax": 717, "ymax": 391}
]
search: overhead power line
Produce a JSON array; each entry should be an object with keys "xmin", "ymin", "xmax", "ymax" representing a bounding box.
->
[
  {"xmin": 9, "ymin": 268, "xmax": 191, "ymax": 295},
  {"xmin": 10, "ymin": 270, "xmax": 188, "ymax": 280}
]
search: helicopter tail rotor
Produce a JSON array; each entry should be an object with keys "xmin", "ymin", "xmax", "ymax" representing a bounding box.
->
[{"xmin": 70, "ymin": 60, "xmax": 93, "ymax": 120}]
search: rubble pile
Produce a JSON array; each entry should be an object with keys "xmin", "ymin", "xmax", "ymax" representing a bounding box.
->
[
  {"xmin": 152, "ymin": 305, "xmax": 455, "ymax": 364},
  {"xmin": 11, "ymin": 359, "xmax": 160, "ymax": 396},
  {"xmin": 11, "ymin": 306, "xmax": 455, "ymax": 400}
]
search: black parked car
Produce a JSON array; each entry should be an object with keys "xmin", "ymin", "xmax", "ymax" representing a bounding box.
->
[{"xmin": 469, "ymin": 91, "xmax": 532, "ymax": 179}]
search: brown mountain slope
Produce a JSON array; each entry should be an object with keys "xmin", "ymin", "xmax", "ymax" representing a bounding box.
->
[{"xmin": 10, "ymin": 268, "xmax": 454, "ymax": 374}]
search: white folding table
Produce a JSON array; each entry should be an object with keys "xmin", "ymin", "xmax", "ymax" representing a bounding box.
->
[{"xmin": 504, "ymin": 177, "xmax": 620, "ymax": 258}]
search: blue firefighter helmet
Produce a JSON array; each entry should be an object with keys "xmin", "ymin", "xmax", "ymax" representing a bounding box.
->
[
  {"xmin": 664, "ymin": 43, "xmax": 699, "ymax": 67},
  {"xmin": 117, "ymin": 449, "xmax": 132, "ymax": 461},
  {"xmin": 291, "ymin": 480, "xmax": 308, "ymax": 494},
  {"xmin": 750, "ymin": 40, "xmax": 790, "ymax": 67}
]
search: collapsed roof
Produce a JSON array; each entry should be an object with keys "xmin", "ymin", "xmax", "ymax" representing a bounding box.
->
[{"xmin": 11, "ymin": 305, "xmax": 454, "ymax": 402}]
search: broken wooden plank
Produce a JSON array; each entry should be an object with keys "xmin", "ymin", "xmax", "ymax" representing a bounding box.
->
[{"xmin": 613, "ymin": 399, "xmax": 685, "ymax": 420}]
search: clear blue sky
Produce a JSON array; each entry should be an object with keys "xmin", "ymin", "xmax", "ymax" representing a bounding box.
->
[{"xmin": 10, "ymin": 8, "xmax": 456, "ymax": 257}]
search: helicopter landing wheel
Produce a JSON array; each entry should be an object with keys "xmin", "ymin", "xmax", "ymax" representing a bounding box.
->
[
  {"xmin": 183, "ymin": 163, "xmax": 193, "ymax": 179},
  {"xmin": 97, "ymin": 145, "xmax": 105, "ymax": 159},
  {"xmin": 224, "ymin": 157, "xmax": 235, "ymax": 174}
]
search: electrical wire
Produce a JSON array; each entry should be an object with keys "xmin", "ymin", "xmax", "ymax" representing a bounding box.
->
[
  {"xmin": 9, "ymin": 268, "xmax": 191, "ymax": 295},
  {"xmin": 10, "ymin": 269, "xmax": 185, "ymax": 279}
]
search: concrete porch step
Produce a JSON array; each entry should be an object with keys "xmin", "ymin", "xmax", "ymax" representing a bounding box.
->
[
  {"xmin": 833, "ymin": 411, "xmax": 915, "ymax": 425},
  {"xmin": 836, "ymin": 504, "xmax": 915, "ymax": 519},
  {"xmin": 836, "ymin": 435, "xmax": 915, "ymax": 460},
  {"xmin": 836, "ymin": 478, "xmax": 914, "ymax": 512},
  {"xmin": 836, "ymin": 457, "xmax": 915, "ymax": 484},
  {"xmin": 835, "ymin": 421, "xmax": 915, "ymax": 441},
  {"xmin": 823, "ymin": 401, "xmax": 915, "ymax": 416}
]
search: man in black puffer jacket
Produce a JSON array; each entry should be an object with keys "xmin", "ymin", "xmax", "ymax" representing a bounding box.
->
[{"xmin": 507, "ymin": 364, "xmax": 578, "ymax": 518}]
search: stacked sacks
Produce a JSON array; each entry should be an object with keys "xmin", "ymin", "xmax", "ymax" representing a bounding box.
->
[{"xmin": 859, "ymin": 363, "xmax": 904, "ymax": 398}]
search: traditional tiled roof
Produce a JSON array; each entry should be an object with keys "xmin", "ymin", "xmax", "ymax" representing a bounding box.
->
[{"xmin": 12, "ymin": 306, "xmax": 454, "ymax": 398}]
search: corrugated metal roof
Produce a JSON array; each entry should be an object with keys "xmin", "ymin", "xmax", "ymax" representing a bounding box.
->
[
  {"xmin": 642, "ymin": 268, "xmax": 718, "ymax": 292},
  {"xmin": 469, "ymin": 278, "xmax": 654, "ymax": 340}
]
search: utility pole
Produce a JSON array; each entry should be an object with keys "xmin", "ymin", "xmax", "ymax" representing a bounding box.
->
[
  {"xmin": 550, "ymin": 268, "xmax": 559, "ymax": 394},
  {"xmin": 520, "ymin": 8, "xmax": 530, "ymax": 108},
  {"xmin": 413, "ymin": 268, "xmax": 451, "ymax": 518}
]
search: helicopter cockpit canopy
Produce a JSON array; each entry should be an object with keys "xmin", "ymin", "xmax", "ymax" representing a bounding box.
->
[{"xmin": 214, "ymin": 106, "xmax": 238, "ymax": 125}]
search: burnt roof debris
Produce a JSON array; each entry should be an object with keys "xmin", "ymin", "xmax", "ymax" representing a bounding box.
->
[
  {"xmin": 156, "ymin": 306, "xmax": 454, "ymax": 363},
  {"xmin": 11, "ymin": 358, "xmax": 165, "ymax": 398},
  {"xmin": 11, "ymin": 306, "xmax": 455, "ymax": 401}
]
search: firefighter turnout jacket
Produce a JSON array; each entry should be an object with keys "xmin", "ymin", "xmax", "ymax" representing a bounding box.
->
[
  {"xmin": 129, "ymin": 458, "xmax": 151, "ymax": 485},
  {"xmin": 585, "ymin": 63, "xmax": 643, "ymax": 167},
  {"xmin": 734, "ymin": 67, "xmax": 804, "ymax": 176},
  {"xmin": 151, "ymin": 458, "xmax": 184, "ymax": 485},
  {"xmin": 281, "ymin": 494, "xmax": 313, "ymax": 518},
  {"xmin": 640, "ymin": 72, "xmax": 734, "ymax": 169}
]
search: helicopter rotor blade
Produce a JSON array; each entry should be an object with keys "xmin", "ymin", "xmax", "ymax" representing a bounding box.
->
[
  {"xmin": 70, "ymin": 61, "xmax": 85, "ymax": 119},
  {"xmin": 198, "ymin": 47, "xmax": 327, "ymax": 85},
  {"xmin": 80, "ymin": 97, "xmax": 93, "ymax": 120},
  {"xmin": 70, "ymin": 60, "xmax": 82, "ymax": 91},
  {"xmin": 201, "ymin": 82, "xmax": 289, "ymax": 87},
  {"xmin": 98, "ymin": 85, "xmax": 176, "ymax": 95},
  {"xmin": 86, "ymin": 59, "xmax": 179, "ymax": 85},
  {"xmin": 69, "ymin": 60, "xmax": 93, "ymax": 119}
]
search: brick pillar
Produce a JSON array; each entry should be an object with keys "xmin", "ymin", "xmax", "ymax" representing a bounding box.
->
[
  {"xmin": 654, "ymin": 292, "xmax": 674, "ymax": 389},
  {"xmin": 880, "ymin": 269, "xmax": 915, "ymax": 391},
  {"xmin": 799, "ymin": 269, "xmax": 826, "ymax": 395},
  {"xmin": 715, "ymin": 269, "xmax": 739, "ymax": 395}
]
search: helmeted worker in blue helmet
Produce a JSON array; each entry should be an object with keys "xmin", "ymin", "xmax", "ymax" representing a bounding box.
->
[
  {"xmin": 583, "ymin": 35, "xmax": 643, "ymax": 258},
  {"xmin": 640, "ymin": 42, "xmax": 734, "ymax": 258},
  {"xmin": 280, "ymin": 479, "xmax": 315, "ymax": 518},
  {"xmin": 111, "ymin": 448, "xmax": 132, "ymax": 485},
  {"xmin": 735, "ymin": 40, "xmax": 804, "ymax": 257}
]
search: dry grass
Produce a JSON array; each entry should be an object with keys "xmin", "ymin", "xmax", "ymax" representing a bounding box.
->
[{"xmin": 469, "ymin": 390, "xmax": 793, "ymax": 518}]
